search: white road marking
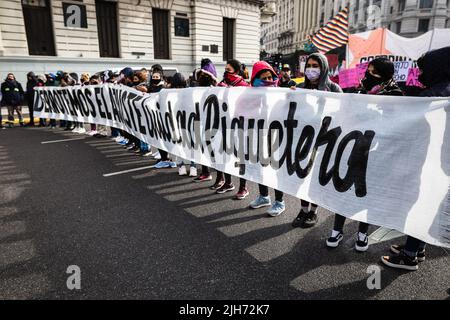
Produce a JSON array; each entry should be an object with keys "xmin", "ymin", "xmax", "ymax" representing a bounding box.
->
[
  {"xmin": 103, "ymin": 165, "xmax": 154, "ymax": 177},
  {"xmin": 41, "ymin": 137, "xmax": 86, "ymax": 144}
]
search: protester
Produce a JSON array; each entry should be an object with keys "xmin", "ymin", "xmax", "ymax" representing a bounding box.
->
[
  {"xmin": 242, "ymin": 64, "xmax": 250, "ymax": 82},
  {"xmin": 35, "ymin": 74, "xmax": 47, "ymax": 127},
  {"xmin": 215, "ymin": 59, "xmax": 250, "ymax": 199},
  {"xmin": 192, "ymin": 58, "xmax": 219, "ymax": 182},
  {"xmin": 292, "ymin": 53, "xmax": 343, "ymax": 229},
  {"xmin": 381, "ymin": 46, "xmax": 450, "ymax": 270},
  {"xmin": 169, "ymin": 72, "xmax": 198, "ymax": 177},
  {"xmin": 146, "ymin": 65, "xmax": 177, "ymax": 169},
  {"xmin": 1, "ymin": 73, "xmax": 24, "ymax": 128},
  {"xmin": 278, "ymin": 64, "xmax": 297, "ymax": 88},
  {"xmin": 25, "ymin": 72, "xmax": 38, "ymax": 126},
  {"xmin": 326, "ymin": 57, "xmax": 403, "ymax": 252},
  {"xmin": 246, "ymin": 61, "xmax": 286, "ymax": 217}
]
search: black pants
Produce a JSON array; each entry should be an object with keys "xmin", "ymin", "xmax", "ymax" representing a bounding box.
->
[
  {"xmin": 301, "ymin": 200, "xmax": 318, "ymax": 210},
  {"xmin": 259, "ymin": 185, "xmax": 283, "ymax": 202},
  {"xmin": 159, "ymin": 149, "xmax": 169, "ymax": 161},
  {"xmin": 27, "ymin": 97, "xmax": 34, "ymax": 124},
  {"xmin": 404, "ymin": 236, "xmax": 426, "ymax": 255},
  {"xmin": 333, "ymin": 214, "xmax": 369, "ymax": 234},
  {"xmin": 216, "ymin": 171, "xmax": 246, "ymax": 188},
  {"xmin": 201, "ymin": 166, "xmax": 210, "ymax": 176}
]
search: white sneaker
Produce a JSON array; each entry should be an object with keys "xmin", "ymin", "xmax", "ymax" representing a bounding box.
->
[
  {"xmin": 153, "ymin": 151, "xmax": 161, "ymax": 160},
  {"xmin": 87, "ymin": 130, "xmax": 98, "ymax": 136},
  {"xmin": 71, "ymin": 127, "xmax": 80, "ymax": 133},
  {"xmin": 78, "ymin": 127, "xmax": 86, "ymax": 134},
  {"xmin": 189, "ymin": 166, "xmax": 197, "ymax": 177},
  {"xmin": 179, "ymin": 165, "xmax": 187, "ymax": 176},
  {"xmin": 141, "ymin": 151, "xmax": 153, "ymax": 157},
  {"xmin": 115, "ymin": 136, "xmax": 124, "ymax": 142}
]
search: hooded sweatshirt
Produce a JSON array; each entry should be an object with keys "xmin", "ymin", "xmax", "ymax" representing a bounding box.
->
[
  {"xmin": 297, "ymin": 53, "xmax": 342, "ymax": 93},
  {"xmin": 417, "ymin": 46, "xmax": 450, "ymax": 97},
  {"xmin": 250, "ymin": 61, "xmax": 278, "ymax": 87}
]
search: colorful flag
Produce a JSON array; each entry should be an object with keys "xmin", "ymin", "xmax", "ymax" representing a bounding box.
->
[{"xmin": 311, "ymin": 7, "xmax": 349, "ymax": 54}]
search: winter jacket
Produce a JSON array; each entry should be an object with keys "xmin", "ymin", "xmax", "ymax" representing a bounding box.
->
[
  {"xmin": 297, "ymin": 53, "xmax": 342, "ymax": 93},
  {"xmin": 417, "ymin": 46, "xmax": 450, "ymax": 97},
  {"xmin": 218, "ymin": 73, "xmax": 249, "ymax": 87},
  {"xmin": 1, "ymin": 79, "xmax": 24, "ymax": 106}
]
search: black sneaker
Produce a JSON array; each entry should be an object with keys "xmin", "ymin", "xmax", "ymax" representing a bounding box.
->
[
  {"xmin": 216, "ymin": 183, "xmax": 235, "ymax": 194},
  {"xmin": 210, "ymin": 179, "xmax": 225, "ymax": 190},
  {"xmin": 355, "ymin": 233, "xmax": 369, "ymax": 252},
  {"xmin": 390, "ymin": 244, "xmax": 425, "ymax": 262},
  {"xmin": 292, "ymin": 210, "xmax": 308, "ymax": 228},
  {"xmin": 326, "ymin": 232, "xmax": 343, "ymax": 248},
  {"xmin": 302, "ymin": 211, "xmax": 318, "ymax": 228},
  {"xmin": 381, "ymin": 251, "xmax": 419, "ymax": 271}
]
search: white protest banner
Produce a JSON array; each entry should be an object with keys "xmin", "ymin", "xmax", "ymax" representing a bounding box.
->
[{"xmin": 34, "ymin": 84, "xmax": 450, "ymax": 248}]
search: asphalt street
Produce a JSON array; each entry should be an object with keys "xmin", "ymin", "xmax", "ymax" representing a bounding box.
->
[{"xmin": 0, "ymin": 125, "xmax": 449, "ymax": 300}]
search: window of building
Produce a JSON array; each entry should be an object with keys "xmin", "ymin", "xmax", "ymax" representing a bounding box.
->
[
  {"xmin": 418, "ymin": 18, "xmax": 430, "ymax": 32},
  {"xmin": 21, "ymin": 0, "xmax": 56, "ymax": 56},
  {"xmin": 223, "ymin": 17, "xmax": 235, "ymax": 61},
  {"xmin": 396, "ymin": 21, "xmax": 402, "ymax": 33},
  {"xmin": 96, "ymin": 0, "xmax": 119, "ymax": 58},
  {"xmin": 174, "ymin": 17, "xmax": 189, "ymax": 37},
  {"xmin": 398, "ymin": 0, "xmax": 406, "ymax": 11},
  {"xmin": 152, "ymin": 8, "xmax": 170, "ymax": 59},
  {"xmin": 419, "ymin": 0, "xmax": 434, "ymax": 9}
]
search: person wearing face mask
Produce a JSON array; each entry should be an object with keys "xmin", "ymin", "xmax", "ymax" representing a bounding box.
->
[
  {"xmin": 359, "ymin": 57, "xmax": 403, "ymax": 96},
  {"xmin": 1, "ymin": 73, "xmax": 24, "ymax": 128},
  {"xmin": 292, "ymin": 53, "xmax": 343, "ymax": 229},
  {"xmin": 326, "ymin": 57, "xmax": 402, "ymax": 253},
  {"xmin": 278, "ymin": 64, "xmax": 297, "ymax": 88},
  {"xmin": 381, "ymin": 46, "xmax": 450, "ymax": 271},
  {"xmin": 247, "ymin": 61, "xmax": 287, "ymax": 217},
  {"xmin": 192, "ymin": 59, "xmax": 219, "ymax": 183},
  {"xmin": 215, "ymin": 59, "xmax": 251, "ymax": 199},
  {"xmin": 146, "ymin": 66, "xmax": 177, "ymax": 169}
]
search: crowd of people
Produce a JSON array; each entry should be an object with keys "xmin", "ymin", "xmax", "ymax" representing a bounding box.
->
[{"xmin": 1, "ymin": 45, "xmax": 449, "ymax": 272}]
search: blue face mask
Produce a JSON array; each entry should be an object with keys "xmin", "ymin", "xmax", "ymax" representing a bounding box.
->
[{"xmin": 253, "ymin": 77, "xmax": 277, "ymax": 87}]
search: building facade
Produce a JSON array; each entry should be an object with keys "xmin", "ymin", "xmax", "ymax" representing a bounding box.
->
[
  {"xmin": 0, "ymin": 0, "xmax": 262, "ymax": 83},
  {"xmin": 261, "ymin": 0, "xmax": 319, "ymax": 55},
  {"xmin": 320, "ymin": 0, "xmax": 450, "ymax": 36}
]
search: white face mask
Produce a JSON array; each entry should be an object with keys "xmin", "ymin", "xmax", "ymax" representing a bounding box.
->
[{"xmin": 305, "ymin": 68, "xmax": 321, "ymax": 81}]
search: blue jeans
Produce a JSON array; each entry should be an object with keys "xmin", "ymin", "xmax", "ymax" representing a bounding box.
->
[
  {"xmin": 111, "ymin": 128, "xmax": 120, "ymax": 137},
  {"xmin": 404, "ymin": 236, "xmax": 426, "ymax": 257},
  {"xmin": 140, "ymin": 141, "xmax": 149, "ymax": 152}
]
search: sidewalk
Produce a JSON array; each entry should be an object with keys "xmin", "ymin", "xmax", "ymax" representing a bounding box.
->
[{"xmin": 1, "ymin": 107, "xmax": 34, "ymax": 124}]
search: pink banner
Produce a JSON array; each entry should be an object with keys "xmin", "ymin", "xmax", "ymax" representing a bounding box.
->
[
  {"xmin": 339, "ymin": 68, "xmax": 361, "ymax": 89},
  {"xmin": 406, "ymin": 68, "xmax": 424, "ymax": 87}
]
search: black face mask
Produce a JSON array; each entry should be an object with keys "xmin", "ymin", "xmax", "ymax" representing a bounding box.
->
[
  {"xmin": 198, "ymin": 76, "xmax": 213, "ymax": 87},
  {"xmin": 361, "ymin": 71, "xmax": 383, "ymax": 91},
  {"xmin": 151, "ymin": 78, "xmax": 161, "ymax": 86}
]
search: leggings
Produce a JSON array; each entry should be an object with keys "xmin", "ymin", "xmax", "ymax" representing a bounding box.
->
[
  {"xmin": 333, "ymin": 214, "xmax": 369, "ymax": 234},
  {"xmin": 259, "ymin": 185, "xmax": 283, "ymax": 202}
]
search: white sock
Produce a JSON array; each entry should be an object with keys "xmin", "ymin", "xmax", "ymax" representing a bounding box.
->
[
  {"xmin": 301, "ymin": 205, "xmax": 308, "ymax": 212},
  {"xmin": 331, "ymin": 230, "xmax": 341, "ymax": 238}
]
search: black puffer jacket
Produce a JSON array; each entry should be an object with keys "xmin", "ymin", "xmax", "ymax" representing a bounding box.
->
[
  {"xmin": 1, "ymin": 78, "xmax": 24, "ymax": 106},
  {"xmin": 417, "ymin": 46, "xmax": 450, "ymax": 97}
]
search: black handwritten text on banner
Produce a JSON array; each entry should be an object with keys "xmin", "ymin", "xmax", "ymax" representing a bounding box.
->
[{"xmin": 34, "ymin": 84, "xmax": 450, "ymax": 248}]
